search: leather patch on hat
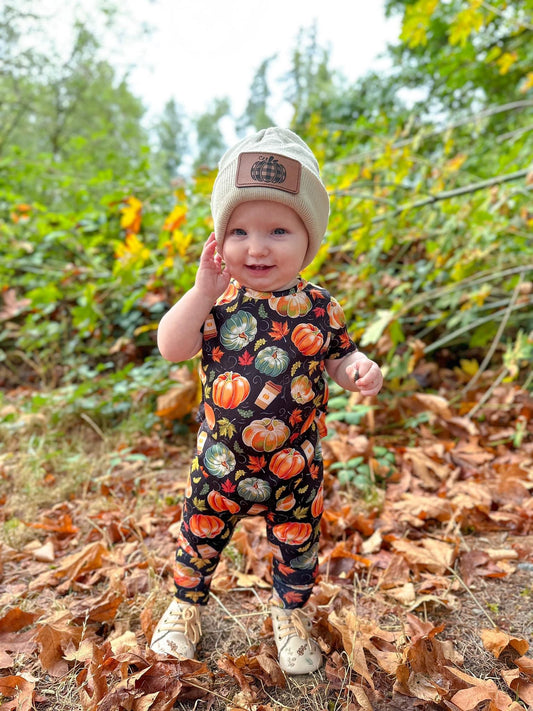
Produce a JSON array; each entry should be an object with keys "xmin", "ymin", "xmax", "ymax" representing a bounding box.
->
[{"xmin": 235, "ymin": 152, "xmax": 301, "ymax": 194}]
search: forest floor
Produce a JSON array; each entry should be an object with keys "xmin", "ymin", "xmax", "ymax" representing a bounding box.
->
[{"xmin": 0, "ymin": 368, "xmax": 532, "ymax": 711}]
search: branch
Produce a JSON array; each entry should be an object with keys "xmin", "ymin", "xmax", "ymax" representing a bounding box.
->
[
  {"xmin": 481, "ymin": 2, "xmax": 533, "ymax": 31},
  {"xmin": 333, "ymin": 101, "xmax": 533, "ymax": 165},
  {"xmin": 343, "ymin": 168, "xmax": 531, "ymax": 234},
  {"xmin": 423, "ymin": 297, "xmax": 533, "ymax": 354},
  {"xmin": 461, "ymin": 274, "xmax": 523, "ymax": 395}
]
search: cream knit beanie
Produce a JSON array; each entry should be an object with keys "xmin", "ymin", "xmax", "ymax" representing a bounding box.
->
[{"xmin": 211, "ymin": 127, "xmax": 329, "ymax": 269}]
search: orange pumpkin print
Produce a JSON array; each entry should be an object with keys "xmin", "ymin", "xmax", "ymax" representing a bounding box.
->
[
  {"xmin": 273, "ymin": 522, "xmax": 312, "ymax": 545},
  {"xmin": 276, "ymin": 493, "xmax": 296, "ymax": 511},
  {"xmin": 316, "ymin": 409, "xmax": 328, "ymax": 437},
  {"xmin": 173, "ymin": 561, "xmax": 202, "ymax": 588},
  {"xmin": 204, "ymin": 402, "xmax": 216, "ymax": 429},
  {"xmin": 291, "ymin": 323, "xmax": 324, "ymax": 356},
  {"xmin": 247, "ymin": 503, "xmax": 268, "ymax": 515},
  {"xmin": 269, "ymin": 291, "xmax": 312, "ymax": 318},
  {"xmin": 216, "ymin": 281, "xmax": 239, "ymax": 305},
  {"xmin": 290, "ymin": 375, "xmax": 314, "ymax": 404},
  {"xmin": 189, "ymin": 514, "xmax": 225, "ymax": 538},
  {"xmin": 242, "ymin": 417, "xmax": 290, "ymax": 452},
  {"xmin": 207, "ymin": 490, "xmax": 241, "ymax": 514},
  {"xmin": 327, "ymin": 299, "xmax": 346, "ymax": 328},
  {"xmin": 269, "ymin": 448, "xmax": 306, "ymax": 479},
  {"xmin": 301, "ymin": 407, "xmax": 317, "ymax": 434},
  {"xmin": 311, "ymin": 484, "xmax": 324, "ymax": 517},
  {"xmin": 212, "ymin": 371, "xmax": 250, "ymax": 408}
]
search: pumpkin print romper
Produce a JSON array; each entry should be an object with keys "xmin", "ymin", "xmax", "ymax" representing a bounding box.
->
[{"xmin": 173, "ymin": 277, "xmax": 357, "ymax": 608}]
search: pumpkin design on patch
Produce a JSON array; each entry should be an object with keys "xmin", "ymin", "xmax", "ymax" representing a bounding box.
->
[
  {"xmin": 273, "ymin": 522, "xmax": 312, "ymax": 545},
  {"xmin": 251, "ymin": 155, "xmax": 286, "ymax": 184},
  {"xmin": 173, "ymin": 561, "xmax": 202, "ymax": 588},
  {"xmin": 291, "ymin": 374, "xmax": 314, "ymax": 404}
]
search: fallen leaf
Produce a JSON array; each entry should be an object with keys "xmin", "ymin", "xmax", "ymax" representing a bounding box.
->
[
  {"xmin": 481, "ymin": 628, "xmax": 529, "ymax": 658},
  {"xmin": 501, "ymin": 667, "xmax": 533, "ymax": 706},
  {"xmin": 0, "ymin": 676, "xmax": 35, "ymax": 711}
]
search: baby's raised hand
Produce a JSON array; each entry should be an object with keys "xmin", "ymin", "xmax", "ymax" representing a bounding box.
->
[
  {"xmin": 347, "ymin": 355, "xmax": 383, "ymax": 397},
  {"xmin": 195, "ymin": 233, "xmax": 231, "ymax": 298}
]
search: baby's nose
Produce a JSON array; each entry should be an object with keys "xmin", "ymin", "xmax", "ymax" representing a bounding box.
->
[{"xmin": 248, "ymin": 237, "xmax": 269, "ymax": 256}]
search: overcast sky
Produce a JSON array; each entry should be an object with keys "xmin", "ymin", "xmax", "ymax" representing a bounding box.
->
[{"xmin": 39, "ymin": 0, "xmax": 402, "ymax": 126}]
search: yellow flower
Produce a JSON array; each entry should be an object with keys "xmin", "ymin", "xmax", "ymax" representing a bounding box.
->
[
  {"xmin": 120, "ymin": 196, "xmax": 142, "ymax": 235},
  {"xmin": 115, "ymin": 233, "xmax": 150, "ymax": 264},
  {"xmin": 163, "ymin": 204, "xmax": 187, "ymax": 232},
  {"xmin": 172, "ymin": 230, "xmax": 192, "ymax": 258}
]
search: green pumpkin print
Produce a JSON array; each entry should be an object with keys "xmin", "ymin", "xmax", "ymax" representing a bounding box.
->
[
  {"xmin": 255, "ymin": 346, "xmax": 289, "ymax": 376},
  {"xmin": 237, "ymin": 477, "xmax": 272, "ymax": 502},
  {"xmin": 204, "ymin": 443, "xmax": 236, "ymax": 477},
  {"xmin": 220, "ymin": 310, "xmax": 258, "ymax": 351},
  {"xmin": 290, "ymin": 542, "xmax": 319, "ymax": 569}
]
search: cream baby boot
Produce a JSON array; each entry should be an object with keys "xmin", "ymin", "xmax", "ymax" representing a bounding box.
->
[
  {"xmin": 150, "ymin": 599, "xmax": 201, "ymax": 659},
  {"xmin": 270, "ymin": 603, "xmax": 322, "ymax": 674}
]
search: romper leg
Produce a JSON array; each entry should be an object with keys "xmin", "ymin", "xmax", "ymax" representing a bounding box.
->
[
  {"xmin": 173, "ymin": 457, "xmax": 241, "ymax": 605},
  {"xmin": 266, "ymin": 478, "xmax": 324, "ymax": 609}
]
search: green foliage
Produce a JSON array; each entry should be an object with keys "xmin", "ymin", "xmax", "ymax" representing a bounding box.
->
[
  {"xmin": 329, "ymin": 446, "xmax": 396, "ymax": 494},
  {"xmin": 1, "ymin": 1, "xmax": 532, "ymax": 442}
]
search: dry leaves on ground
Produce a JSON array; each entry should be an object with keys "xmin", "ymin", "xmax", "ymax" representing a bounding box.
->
[{"xmin": 0, "ymin": 375, "xmax": 532, "ymax": 709}]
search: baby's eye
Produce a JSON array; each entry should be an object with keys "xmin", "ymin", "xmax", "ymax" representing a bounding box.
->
[
  {"xmin": 230, "ymin": 228, "xmax": 247, "ymax": 236},
  {"xmin": 272, "ymin": 228, "xmax": 287, "ymax": 235}
]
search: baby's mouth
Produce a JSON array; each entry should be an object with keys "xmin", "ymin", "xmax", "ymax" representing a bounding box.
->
[{"xmin": 246, "ymin": 264, "xmax": 273, "ymax": 271}]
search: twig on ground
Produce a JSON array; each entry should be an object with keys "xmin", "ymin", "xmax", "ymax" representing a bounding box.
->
[
  {"xmin": 210, "ymin": 590, "xmax": 252, "ymax": 645},
  {"xmin": 80, "ymin": 412, "xmax": 106, "ymax": 440},
  {"xmin": 466, "ymin": 367, "xmax": 509, "ymax": 420},
  {"xmin": 462, "ymin": 274, "xmax": 523, "ymax": 395},
  {"xmin": 447, "ymin": 565, "xmax": 497, "ymax": 628}
]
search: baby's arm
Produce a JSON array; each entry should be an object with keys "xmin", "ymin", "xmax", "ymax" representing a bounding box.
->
[
  {"xmin": 326, "ymin": 350, "xmax": 383, "ymax": 397},
  {"xmin": 157, "ymin": 233, "xmax": 231, "ymax": 362}
]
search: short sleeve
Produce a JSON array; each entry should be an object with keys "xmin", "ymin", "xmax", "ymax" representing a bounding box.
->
[{"xmin": 325, "ymin": 296, "xmax": 358, "ymax": 360}]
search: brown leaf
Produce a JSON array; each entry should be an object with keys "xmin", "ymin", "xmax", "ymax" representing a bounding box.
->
[
  {"xmin": 69, "ymin": 588, "xmax": 124, "ymax": 624},
  {"xmin": 156, "ymin": 368, "xmax": 199, "ymax": 420},
  {"xmin": 516, "ymin": 655, "xmax": 533, "ymax": 676},
  {"xmin": 481, "ymin": 628, "xmax": 529, "ymax": 658},
  {"xmin": 0, "ymin": 674, "xmax": 35, "ymax": 711},
  {"xmin": 459, "ymin": 550, "xmax": 510, "ymax": 586},
  {"xmin": 327, "ymin": 609, "xmax": 398, "ymax": 687},
  {"xmin": 500, "ymin": 667, "xmax": 533, "ymax": 706},
  {"xmin": 35, "ymin": 612, "xmax": 83, "ymax": 676},
  {"xmin": 0, "ymin": 289, "xmax": 31, "ymax": 320},
  {"xmin": 29, "ymin": 541, "xmax": 108, "ymax": 591},
  {"xmin": 0, "ymin": 649, "xmax": 14, "ymax": 668},
  {"xmin": 403, "ymin": 447, "xmax": 451, "ymax": 487},
  {"xmin": 392, "ymin": 537, "xmax": 456, "ymax": 574},
  {"xmin": 393, "ymin": 617, "xmax": 462, "ymax": 702},
  {"xmin": 0, "ymin": 607, "xmax": 39, "ymax": 633},
  {"xmin": 217, "ymin": 653, "xmax": 254, "ymax": 697},
  {"xmin": 447, "ymin": 667, "xmax": 523, "ymax": 711},
  {"xmin": 412, "ymin": 393, "xmax": 453, "ymax": 419}
]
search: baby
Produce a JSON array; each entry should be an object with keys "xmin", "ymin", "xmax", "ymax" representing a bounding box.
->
[{"xmin": 151, "ymin": 127, "xmax": 383, "ymax": 674}]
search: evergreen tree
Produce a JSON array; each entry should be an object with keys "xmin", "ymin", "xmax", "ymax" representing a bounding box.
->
[
  {"xmin": 194, "ymin": 97, "xmax": 231, "ymax": 169},
  {"xmin": 237, "ymin": 57, "xmax": 276, "ymax": 135},
  {"xmin": 154, "ymin": 98, "xmax": 187, "ymax": 180}
]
